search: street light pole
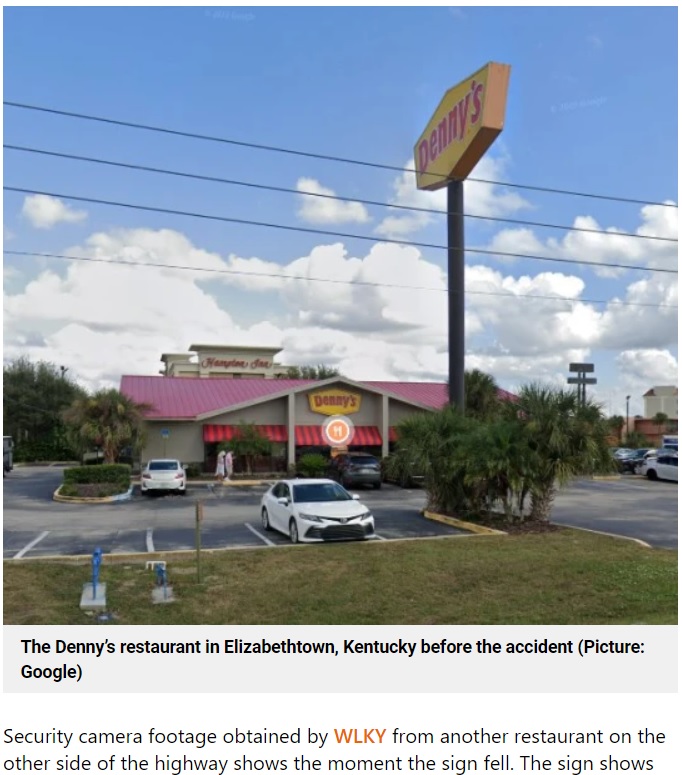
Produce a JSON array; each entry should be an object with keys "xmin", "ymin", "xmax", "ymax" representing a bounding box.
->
[{"xmin": 625, "ymin": 395, "xmax": 631, "ymax": 444}]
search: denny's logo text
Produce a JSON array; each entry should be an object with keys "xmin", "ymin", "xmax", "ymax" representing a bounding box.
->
[{"xmin": 308, "ymin": 390, "xmax": 361, "ymax": 416}]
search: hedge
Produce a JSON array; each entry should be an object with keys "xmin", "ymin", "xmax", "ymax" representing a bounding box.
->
[
  {"xmin": 63, "ymin": 464, "xmax": 131, "ymax": 486},
  {"xmin": 14, "ymin": 441, "xmax": 78, "ymax": 463}
]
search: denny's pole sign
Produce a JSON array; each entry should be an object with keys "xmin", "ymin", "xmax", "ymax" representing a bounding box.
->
[
  {"xmin": 414, "ymin": 62, "xmax": 511, "ymax": 412},
  {"xmin": 414, "ymin": 62, "xmax": 511, "ymax": 191}
]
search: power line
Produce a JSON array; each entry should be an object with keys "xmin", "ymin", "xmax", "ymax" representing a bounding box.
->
[
  {"xmin": 4, "ymin": 100, "xmax": 678, "ymax": 209},
  {"xmin": 5, "ymin": 187, "xmax": 677, "ymax": 275},
  {"xmin": 6, "ymin": 144, "xmax": 677, "ymax": 244},
  {"xmin": 5, "ymin": 250, "xmax": 677, "ymax": 310}
]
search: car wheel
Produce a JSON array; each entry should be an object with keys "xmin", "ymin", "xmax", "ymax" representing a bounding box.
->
[
  {"xmin": 647, "ymin": 469, "xmax": 658, "ymax": 481},
  {"xmin": 261, "ymin": 507, "xmax": 272, "ymax": 531},
  {"xmin": 373, "ymin": 481, "xmax": 381, "ymax": 490},
  {"xmin": 289, "ymin": 518, "xmax": 299, "ymax": 544}
]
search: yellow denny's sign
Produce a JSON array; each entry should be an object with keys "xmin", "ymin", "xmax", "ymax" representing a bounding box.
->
[
  {"xmin": 308, "ymin": 389, "xmax": 361, "ymax": 416},
  {"xmin": 414, "ymin": 62, "xmax": 511, "ymax": 191}
]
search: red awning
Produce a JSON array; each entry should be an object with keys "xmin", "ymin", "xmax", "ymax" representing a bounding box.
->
[
  {"xmin": 295, "ymin": 425, "xmax": 382, "ymax": 446},
  {"xmin": 203, "ymin": 425, "xmax": 287, "ymax": 443}
]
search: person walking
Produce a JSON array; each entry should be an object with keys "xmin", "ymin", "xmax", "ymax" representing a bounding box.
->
[
  {"xmin": 215, "ymin": 450, "xmax": 226, "ymax": 481},
  {"xmin": 225, "ymin": 450, "xmax": 234, "ymax": 481}
]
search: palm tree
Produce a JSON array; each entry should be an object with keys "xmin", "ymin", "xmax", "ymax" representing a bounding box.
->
[
  {"xmin": 506, "ymin": 383, "xmax": 613, "ymax": 522},
  {"xmin": 464, "ymin": 369, "xmax": 502, "ymax": 420},
  {"xmin": 390, "ymin": 406, "xmax": 477, "ymax": 514},
  {"xmin": 652, "ymin": 412, "xmax": 669, "ymax": 445},
  {"xmin": 606, "ymin": 415, "xmax": 625, "ymax": 444},
  {"xmin": 62, "ymin": 389, "xmax": 150, "ymax": 464}
]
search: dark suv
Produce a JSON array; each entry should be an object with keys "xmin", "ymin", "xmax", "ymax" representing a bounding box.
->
[{"xmin": 329, "ymin": 452, "xmax": 382, "ymax": 489}]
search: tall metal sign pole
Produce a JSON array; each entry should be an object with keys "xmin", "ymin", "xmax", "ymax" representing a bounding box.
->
[
  {"xmin": 414, "ymin": 62, "xmax": 511, "ymax": 409},
  {"xmin": 567, "ymin": 362, "xmax": 596, "ymax": 407},
  {"xmin": 448, "ymin": 181, "xmax": 465, "ymax": 408}
]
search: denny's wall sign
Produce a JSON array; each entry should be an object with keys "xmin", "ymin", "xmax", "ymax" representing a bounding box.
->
[
  {"xmin": 308, "ymin": 389, "xmax": 362, "ymax": 416},
  {"xmin": 414, "ymin": 62, "xmax": 511, "ymax": 191}
]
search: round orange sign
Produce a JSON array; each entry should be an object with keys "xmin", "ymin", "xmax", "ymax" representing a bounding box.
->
[{"xmin": 322, "ymin": 415, "xmax": 355, "ymax": 446}]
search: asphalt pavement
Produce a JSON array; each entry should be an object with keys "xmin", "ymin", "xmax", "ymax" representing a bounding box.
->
[{"xmin": 3, "ymin": 466, "xmax": 677, "ymax": 559}]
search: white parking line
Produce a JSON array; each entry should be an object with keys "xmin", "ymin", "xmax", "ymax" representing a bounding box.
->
[
  {"xmin": 14, "ymin": 531, "xmax": 50, "ymax": 559},
  {"xmin": 373, "ymin": 533, "xmax": 387, "ymax": 540},
  {"xmin": 146, "ymin": 528, "xmax": 155, "ymax": 553},
  {"xmin": 245, "ymin": 522, "xmax": 275, "ymax": 546}
]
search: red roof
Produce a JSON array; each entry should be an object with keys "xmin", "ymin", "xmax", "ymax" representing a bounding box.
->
[{"xmin": 120, "ymin": 375, "xmax": 515, "ymax": 419}]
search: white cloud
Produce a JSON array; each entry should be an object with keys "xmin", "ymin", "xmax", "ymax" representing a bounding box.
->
[
  {"xmin": 21, "ymin": 194, "xmax": 88, "ymax": 229},
  {"xmin": 480, "ymin": 201, "xmax": 678, "ymax": 278},
  {"xmin": 375, "ymin": 154, "xmax": 532, "ymax": 239},
  {"xmin": 4, "ymin": 226, "xmax": 15, "ymax": 241},
  {"xmin": 617, "ymin": 349, "xmax": 678, "ymax": 386},
  {"xmin": 296, "ymin": 178, "xmax": 370, "ymax": 224},
  {"xmin": 3, "ymin": 213, "xmax": 676, "ymax": 397}
]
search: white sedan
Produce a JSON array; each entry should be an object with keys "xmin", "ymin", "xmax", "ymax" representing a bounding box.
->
[
  {"xmin": 141, "ymin": 459, "xmax": 187, "ymax": 494},
  {"xmin": 641, "ymin": 452, "xmax": 678, "ymax": 483},
  {"xmin": 260, "ymin": 478, "xmax": 375, "ymax": 543}
]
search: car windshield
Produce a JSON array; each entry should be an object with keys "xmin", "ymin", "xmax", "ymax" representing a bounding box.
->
[
  {"xmin": 149, "ymin": 461, "xmax": 179, "ymax": 471},
  {"xmin": 349, "ymin": 456, "xmax": 378, "ymax": 465},
  {"xmin": 293, "ymin": 483, "xmax": 352, "ymax": 503}
]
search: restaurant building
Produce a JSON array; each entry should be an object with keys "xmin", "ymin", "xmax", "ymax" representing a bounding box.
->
[{"xmin": 121, "ymin": 345, "xmax": 515, "ymax": 472}]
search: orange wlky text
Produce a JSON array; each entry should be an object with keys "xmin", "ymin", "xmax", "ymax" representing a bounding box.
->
[{"xmin": 334, "ymin": 729, "xmax": 387, "ymax": 744}]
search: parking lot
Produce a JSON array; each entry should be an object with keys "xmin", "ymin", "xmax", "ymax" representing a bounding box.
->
[
  {"xmin": 3, "ymin": 466, "xmax": 677, "ymax": 559},
  {"xmin": 2, "ymin": 466, "xmax": 467, "ymax": 559}
]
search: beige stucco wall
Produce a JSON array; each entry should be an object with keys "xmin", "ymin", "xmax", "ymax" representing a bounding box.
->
[{"xmin": 143, "ymin": 421, "xmax": 204, "ymax": 464}]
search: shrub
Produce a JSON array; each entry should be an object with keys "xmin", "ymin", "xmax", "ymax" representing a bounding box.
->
[
  {"xmin": 60, "ymin": 482, "xmax": 128, "ymax": 498},
  {"xmin": 63, "ymin": 464, "xmax": 131, "ymax": 487},
  {"xmin": 14, "ymin": 440, "xmax": 78, "ymax": 463},
  {"xmin": 184, "ymin": 463, "xmax": 202, "ymax": 478},
  {"xmin": 296, "ymin": 453, "xmax": 328, "ymax": 478}
]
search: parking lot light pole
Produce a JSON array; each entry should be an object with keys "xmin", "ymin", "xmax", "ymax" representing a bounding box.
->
[{"xmin": 626, "ymin": 395, "xmax": 631, "ymax": 444}]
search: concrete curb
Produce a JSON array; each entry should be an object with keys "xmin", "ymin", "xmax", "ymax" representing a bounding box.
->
[
  {"xmin": 553, "ymin": 522, "xmax": 653, "ymax": 549},
  {"xmin": 53, "ymin": 485, "xmax": 134, "ymax": 504},
  {"xmin": 130, "ymin": 479, "xmax": 272, "ymax": 487},
  {"xmin": 422, "ymin": 509, "xmax": 507, "ymax": 536},
  {"xmin": 591, "ymin": 475, "xmax": 622, "ymax": 481}
]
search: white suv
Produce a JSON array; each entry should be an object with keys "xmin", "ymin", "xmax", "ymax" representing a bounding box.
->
[{"xmin": 641, "ymin": 452, "xmax": 678, "ymax": 483}]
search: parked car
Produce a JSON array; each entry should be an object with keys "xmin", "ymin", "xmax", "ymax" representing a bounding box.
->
[
  {"xmin": 640, "ymin": 452, "xmax": 678, "ymax": 483},
  {"xmin": 381, "ymin": 453, "xmax": 425, "ymax": 488},
  {"xmin": 618, "ymin": 448, "xmax": 657, "ymax": 474},
  {"xmin": 634, "ymin": 449, "xmax": 668, "ymax": 476},
  {"xmin": 328, "ymin": 452, "xmax": 382, "ymax": 489},
  {"xmin": 141, "ymin": 459, "xmax": 187, "ymax": 495},
  {"xmin": 260, "ymin": 478, "xmax": 375, "ymax": 543}
]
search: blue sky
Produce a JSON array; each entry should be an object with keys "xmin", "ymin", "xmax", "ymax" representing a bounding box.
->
[{"xmin": 3, "ymin": 5, "xmax": 678, "ymax": 414}]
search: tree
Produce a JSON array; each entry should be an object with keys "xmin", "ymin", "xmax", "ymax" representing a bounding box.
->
[
  {"xmin": 504, "ymin": 383, "xmax": 613, "ymax": 522},
  {"xmin": 606, "ymin": 415, "xmax": 625, "ymax": 443},
  {"xmin": 652, "ymin": 412, "xmax": 669, "ymax": 444},
  {"xmin": 3, "ymin": 357, "xmax": 87, "ymax": 459},
  {"xmin": 62, "ymin": 389, "xmax": 150, "ymax": 464},
  {"xmin": 285, "ymin": 364, "xmax": 341, "ymax": 379},
  {"xmin": 224, "ymin": 422, "xmax": 272, "ymax": 475},
  {"xmin": 464, "ymin": 368, "xmax": 502, "ymax": 420}
]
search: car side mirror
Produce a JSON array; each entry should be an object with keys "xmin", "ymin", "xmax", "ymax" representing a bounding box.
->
[
  {"xmin": 182, "ymin": 464, "xmax": 188, "ymax": 470},
  {"xmin": 277, "ymin": 497, "xmax": 289, "ymax": 506},
  {"xmin": 351, "ymin": 494, "xmax": 360, "ymax": 500}
]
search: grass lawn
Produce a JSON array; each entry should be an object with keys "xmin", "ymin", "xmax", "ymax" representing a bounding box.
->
[{"xmin": 3, "ymin": 530, "xmax": 677, "ymax": 625}]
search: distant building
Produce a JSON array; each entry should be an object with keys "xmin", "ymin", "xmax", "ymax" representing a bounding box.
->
[
  {"xmin": 160, "ymin": 344, "xmax": 290, "ymax": 379},
  {"xmin": 642, "ymin": 386, "xmax": 678, "ymax": 419}
]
